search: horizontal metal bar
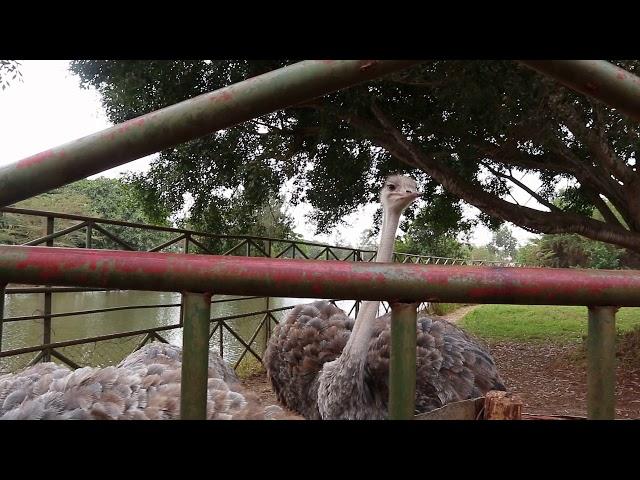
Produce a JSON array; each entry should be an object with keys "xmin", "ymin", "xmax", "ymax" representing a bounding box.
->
[
  {"xmin": 4, "ymin": 286, "xmax": 114, "ymax": 294},
  {"xmin": 520, "ymin": 60, "xmax": 640, "ymax": 122},
  {"xmin": 2, "ymin": 295, "xmax": 268, "ymax": 323},
  {"xmin": 210, "ymin": 305, "xmax": 294, "ymax": 324},
  {"xmin": 2, "ymin": 246, "xmax": 640, "ymax": 305},
  {"xmin": 0, "ymin": 323, "xmax": 182, "ymax": 357},
  {"xmin": 1, "ymin": 206, "xmax": 377, "ymax": 253},
  {"xmin": 0, "ymin": 60, "xmax": 418, "ymax": 207},
  {"xmin": 1, "ymin": 302, "xmax": 182, "ymax": 323}
]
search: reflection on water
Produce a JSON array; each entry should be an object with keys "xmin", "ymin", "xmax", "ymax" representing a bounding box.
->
[{"xmin": 0, "ymin": 290, "xmax": 356, "ymax": 373}]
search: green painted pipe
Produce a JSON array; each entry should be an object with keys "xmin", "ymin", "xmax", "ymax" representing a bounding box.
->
[
  {"xmin": 587, "ymin": 306, "xmax": 617, "ymax": 420},
  {"xmin": 180, "ymin": 291, "xmax": 212, "ymax": 420},
  {"xmin": 0, "ymin": 60, "xmax": 419, "ymax": 207},
  {"xmin": 389, "ymin": 302, "xmax": 417, "ymax": 420},
  {"xmin": 520, "ymin": 60, "xmax": 640, "ymax": 122}
]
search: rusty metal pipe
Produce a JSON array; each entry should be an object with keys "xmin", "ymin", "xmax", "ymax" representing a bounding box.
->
[
  {"xmin": 389, "ymin": 303, "xmax": 418, "ymax": 420},
  {"xmin": 519, "ymin": 60, "xmax": 640, "ymax": 122},
  {"xmin": 0, "ymin": 60, "xmax": 419, "ymax": 207},
  {"xmin": 1, "ymin": 246, "xmax": 640, "ymax": 306},
  {"xmin": 587, "ymin": 306, "xmax": 617, "ymax": 420}
]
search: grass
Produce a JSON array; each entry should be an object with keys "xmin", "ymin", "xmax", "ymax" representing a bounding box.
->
[
  {"xmin": 422, "ymin": 302, "xmax": 464, "ymax": 316},
  {"xmin": 459, "ymin": 305, "xmax": 640, "ymax": 344},
  {"xmin": 234, "ymin": 354, "xmax": 265, "ymax": 379}
]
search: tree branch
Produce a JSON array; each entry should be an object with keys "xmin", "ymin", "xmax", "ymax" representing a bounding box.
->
[
  {"xmin": 580, "ymin": 187, "xmax": 626, "ymax": 229},
  {"xmin": 365, "ymin": 102, "xmax": 640, "ymax": 253},
  {"xmin": 480, "ymin": 161, "xmax": 560, "ymax": 212}
]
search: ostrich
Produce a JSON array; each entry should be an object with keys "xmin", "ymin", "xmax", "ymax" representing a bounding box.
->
[
  {"xmin": 264, "ymin": 174, "xmax": 505, "ymax": 419},
  {"xmin": 0, "ymin": 342, "xmax": 299, "ymax": 420}
]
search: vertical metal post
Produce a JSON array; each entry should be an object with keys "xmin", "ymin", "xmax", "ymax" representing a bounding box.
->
[
  {"xmin": 0, "ymin": 283, "xmax": 5, "ymax": 353},
  {"xmin": 587, "ymin": 306, "xmax": 617, "ymax": 420},
  {"xmin": 42, "ymin": 216, "xmax": 54, "ymax": 362},
  {"xmin": 85, "ymin": 223, "xmax": 93, "ymax": 248},
  {"xmin": 246, "ymin": 240, "xmax": 250, "ymax": 257},
  {"xmin": 389, "ymin": 302, "xmax": 417, "ymax": 420},
  {"xmin": 264, "ymin": 240, "xmax": 272, "ymax": 347},
  {"xmin": 180, "ymin": 291, "xmax": 212, "ymax": 420},
  {"xmin": 179, "ymin": 235, "xmax": 190, "ymax": 326},
  {"xmin": 219, "ymin": 320, "xmax": 224, "ymax": 358}
]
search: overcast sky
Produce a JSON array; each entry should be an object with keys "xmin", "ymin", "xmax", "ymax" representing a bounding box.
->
[{"xmin": 0, "ymin": 60, "xmax": 538, "ymax": 247}]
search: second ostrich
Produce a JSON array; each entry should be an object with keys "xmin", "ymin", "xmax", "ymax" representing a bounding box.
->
[{"xmin": 265, "ymin": 174, "xmax": 505, "ymax": 419}]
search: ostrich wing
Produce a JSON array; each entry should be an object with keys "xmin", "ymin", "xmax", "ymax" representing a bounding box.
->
[
  {"xmin": 0, "ymin": 343, "xmax": 299, "ymax": 420},
  {"xmin": 266, "ymin": 303, "xmax": 505, "ymax": 419},
  {"xmin": 264, "ymin": 301, "xmax": 353, "ymax": 419},
  {"xmin": 366, "ymin": 314, "xmax": 506, "ymax": 414}
]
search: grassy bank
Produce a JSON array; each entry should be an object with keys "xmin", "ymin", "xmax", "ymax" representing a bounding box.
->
[{"xmin": 459, "ymin": 305, "xmax": 640, "ymax": 344}]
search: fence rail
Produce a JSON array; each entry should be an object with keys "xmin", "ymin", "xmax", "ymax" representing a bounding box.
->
[
  {"xmin": 0, "ymin": 207, "xmax": 443, "ymax": 373},
  {"xmin": 2, "ymin": 59, "xmax": 640, "ymax": 420}
]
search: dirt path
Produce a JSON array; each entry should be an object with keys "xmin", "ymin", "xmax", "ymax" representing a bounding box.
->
[
  {"xmin": 241, "ymin": 304, "xmax": 640, "ymax": 419},
  {"xmin": 441, "ymin": 304, "xmax": 480, "ymax": 324}
]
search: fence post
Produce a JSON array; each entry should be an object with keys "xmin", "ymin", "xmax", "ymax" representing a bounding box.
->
[
  {"xmin": 264, "ymin": 240, "xmax": 272, "ymax": 347},
  {"xmin": 85, "ymin": 223, "xmax": 93, "ymax": 248},
  {"xmin": 389, "ymin": 302, "xmax": 417, "ymax": 420},
  {"xmin": 179, "ymin": 235, "xmax": 190, "ymax": 326},
  {"xmin": 180, "ymin": 291, "xmax": 212, "ymax": 420},
  {"xmin": 587, "ymin": 306, "xmax": 617, "ymax": 420},
  {"xmin": 219, "ymin": 320, "xmax": 224, "ymax": 359},
  {"xmin": 42, "ymin": 216, "xmax": 54, "ymax": 362},
  {"xmin": 0, "ymin": 283, "xmax": 5, "ymax": 353}
]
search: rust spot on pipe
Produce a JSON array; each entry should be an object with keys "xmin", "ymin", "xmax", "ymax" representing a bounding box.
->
[
  {"xmin": 616, "ymin": 72, "xmax": 626, "ymax": 80},
  {"xmin": 16, "ymin": 150, "xmax": 55, "ymax": 169},
  {"xmin": 360, "ymin": 61, "xmax": 378, "ymax": 72}
]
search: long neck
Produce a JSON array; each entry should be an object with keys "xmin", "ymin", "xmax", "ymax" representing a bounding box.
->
[{"xmin": 342, "ymin": 207, "xmax": 401, "ymax": 358}]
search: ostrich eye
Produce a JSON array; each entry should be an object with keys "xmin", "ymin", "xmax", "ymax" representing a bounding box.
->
[{"xmin": 387, "ymin": 184, "xmax": 396, "ymax": 191}]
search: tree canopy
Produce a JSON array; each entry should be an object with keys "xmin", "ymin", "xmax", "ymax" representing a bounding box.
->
[
  {"xmin": 70, "ymin": 60, "xmax": 640, "ymax": 254},
  {"xmin": 0, "ymin": 60, "xmax": 21, "ymax": 90}
]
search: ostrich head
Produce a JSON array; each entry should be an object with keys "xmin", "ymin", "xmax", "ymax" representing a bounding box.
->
[{"xmin": 380, "ymin": 174, "xmax": 421, "ymax": 215}]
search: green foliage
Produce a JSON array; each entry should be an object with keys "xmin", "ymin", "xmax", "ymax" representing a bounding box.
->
[
  {"xmin": 68, "ymin": 60, "xmax": 640, "ymax": 253},
  {"xmin": 0, "ymin": 60, "xmax": 22, "ymax": 90},
  {"xmin": 0, "ymin": 178, "xmax": 173, "ymax": 250},
  {"xmin": 395, "ymin": 193, "xmax": 472, "ymax": 258},
  {"xmin": 460, "ymin": 304, "xmax": 640, "ymax": 344},
  {"xmin": 487, "ymin": 226, "xmax": 518, "ymax": 262},
  {"xmin": 517, "ymin": 234, "xmax": 625, "ymax": 269},
  {"xmin": 469, "ymin": 245, "xmax": 498, "ymax": 263}
]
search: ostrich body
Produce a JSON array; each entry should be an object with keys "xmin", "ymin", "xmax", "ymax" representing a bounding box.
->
[
  {"xmin": 0, "ymin": 343, "xmax": 297, "ymax": 420},
  {"xmin": 265, "ymin": 175, "xmax": 505, "ymax": 419}
]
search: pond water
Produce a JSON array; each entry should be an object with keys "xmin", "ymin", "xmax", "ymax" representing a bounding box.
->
[{"xmin": 0, "ymin": 290, "xmax": 356, "ymax": 373}]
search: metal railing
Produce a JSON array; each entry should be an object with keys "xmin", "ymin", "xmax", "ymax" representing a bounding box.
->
[
  {"xmin": 0, "ymin": 59, "xmax": 639, "ymax": 420},
  {"xmin": 0, "ymin": 206, "xmax": 452, "ymax": 372}
]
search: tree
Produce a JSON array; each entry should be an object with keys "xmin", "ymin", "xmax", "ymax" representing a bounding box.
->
[
  {"xmin": 517, "ymin": 234, "xmax": 625, "ymax": 269},
  {"xmin": 0, "ymin": 178, "xmax": 174, "ymax": 250},
  {"xmin": 69, "ymin": 60, "xmax": 640, "ymax": 254},
  {"xmin": 487, "ymin": 226, "xmax": 518, "ymax": 262},
  {"xmin": 0, "ymin": 60, "xmax": 21, "ymax": 90}
]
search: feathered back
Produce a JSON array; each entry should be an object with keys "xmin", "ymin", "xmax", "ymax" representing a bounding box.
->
[
  {"xmin": 264, "ymin": 301, "xmax": 353, "ymax": 419},
  {"xmin": 265, "ymin": 302, "xmax": 505, "ymax": 419},
  {"xmin": 0, "ymin": 343, "xmax": 300, "ymax": 420}
]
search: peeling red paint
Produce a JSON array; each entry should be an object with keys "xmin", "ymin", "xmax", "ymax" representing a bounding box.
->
[
  {"xmin": 209, "ymin": 90, "xmax": 234, "ymax": 103},
  {"xmin": 1, "ymin": 246, "xmax": 640, "ymax": 306},
  {"xmin": 360, "ymin": 61, "xmax": 378, "ymax": 72},
  {"xmin": 616, "ymin": 72, "xmax": 626, "ymax": 80},
  {"xmin": 16, "ymin": 150, "xmax": 55, "ymax": 170}
]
